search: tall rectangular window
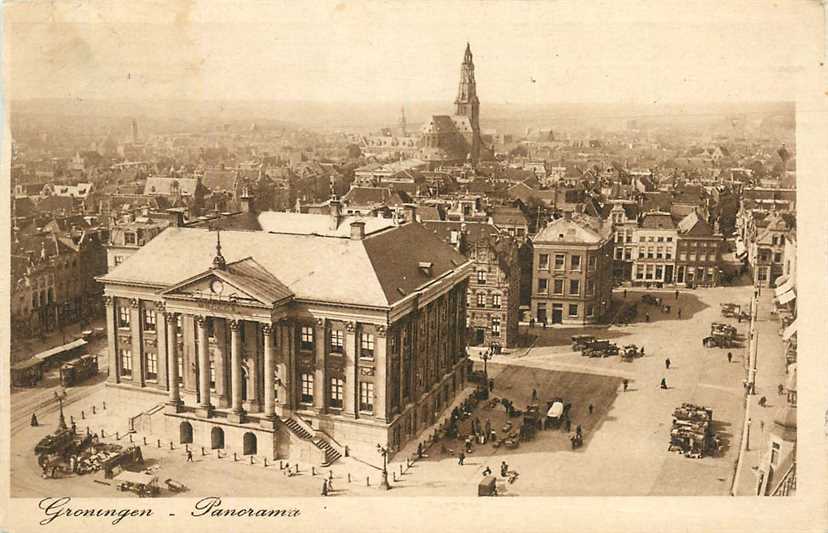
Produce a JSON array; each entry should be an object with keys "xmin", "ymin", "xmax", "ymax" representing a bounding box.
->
[
  {"xmin": 477, "ymin": 293, "xmax": 487, "ymax": 306},
  {"xmin": 300, "ymin": 373, "xmax": 314, "ymax": 404},
  {"xmin": 538, "ymin": 279, "xmax": 548, "ymax": 294},
  {"xmin": 568, "ymin": 304, "xmax": 578, "ymax": 317},
  {"xmin": 118, "ymin": 306, "xmax": 130, "ymax": 328},
  {"xmin": 587, "ymin": 279, "xmax": 595, "ymax": 296},
  {"xmin": 329, "ymin": 329, "xmax": 344, "ymax": 354},
  {"xmin": 554, "ymin": 255, "xmax": 565, "ymax": 270},
  {"xmin": 143, "ymin": 308, "xmax": 156, "ymax": 331},
  {"xmin": 492, "ymin": 294, "xmax": 501, "ymax": 308},
  {"xmin": 300, "ymin": 326, "xmax": 314, "ymax": 351},
  {"xmin": 477, "ymin": 271, "xmax": 487, "ymax": 284},
  {"xmin": 538, "ymin": 254, "xmax": 549, "ymax": 270},
  {"xmin": 588, "ymin": 255, "xmax": 597, "ymax": 271},
  {"xmin": 145, "ymin": 351, "xmax": 158, "ymax": 380},
  {"xmin": 570, "ymin": 255, "xmax": 581, "ymax": 271},
  {"xmin": 120, "ymin": 348, "xmax": 132, "ymax": 377},
  {"xmin": 360, "ymin": 333, "xmax": 375, "ymax": 359},
  {"xmin": 329, "ymin": 377, "xmax": 344, "ymax": 409},
  {"xmin": 569, "ymin": 279, "xmax": 580, "ymax": 296},
  {"xmin": 553, "ymin": 279, "xmax": 564, "ymax": 295},
  {"xmin": 359, "ymin": 382, "xmax": 374, "ymax": 413},
  {"xmin": 491, "ymin": 318, "xmax": 501, "ymax": 336}
]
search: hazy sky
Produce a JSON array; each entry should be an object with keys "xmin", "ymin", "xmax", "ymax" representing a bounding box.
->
[{"xmin": 3, "ymin": 0, "xmax": 822, "ymax": 104}]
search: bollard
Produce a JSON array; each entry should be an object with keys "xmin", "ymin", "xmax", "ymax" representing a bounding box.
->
[
  {"xmin": 102, "ymin": 401, "xmax": 106, "ymax": 410},
  {"xmin": 233, "ymin": 452, "xmax": 238, "ymax": 462},
  {"xmin": 348, "ymin": 473, "xmax": 351, "ymax": 483},
  {"xmin": 170, "ymin": 441, "xmax": 174, "ymax": 450},
  {"xmin": 400, "ymin": 464, "xmax": 403, "ymax": 475},
  {"xmin": 329, "ymin": 470, "xmax": 333, "ymax": 480},
  {"xmin": 101, "ymin": 429, "xmax": 105, "ymax": 438},
  {"xmin": 129, "ymin": 434, "xmax": 133, "ymax": 443},
  {"xmin": 92, "ymin": 405, "xmax": 96, "ymax": 415},
  {"xmin": 70, "ymin": 415, "xmax": 74, "ymax": 424},
  {"xmin": 81, "ymin": 411, "xmax": 85, "ymax": 420},
  {"xmin": 115, "ymin": 431, "xmax": 120, "ymax": 440},
  {"xmin": 312, "ymin": 466, "xmax": 316, "ymax": 476},
  {"xmin": 86, "ymin": 427, "xmax": 90, "ymax": 436},
  {"xmin": 295, "ymin": 463, "xmax": 299, "ymax": 473},
  {"xmin": 366, "ymin": 477, "xmax": 370, "ymax": 487},
  {"xmin": 264, "ymin": 458, "xmax": 268, "ymax": 468},
  {"xmin": 250, "ymin": 456, "xmax": 254, "ymax": 465},
  {"xmin": 393, "ymin": 472, "xmax": 397, "ymax": 482},
  {"xmin": 202, "ymin": 446, "xmax": 206, "ymax": 456},
  {"xmin": 157, "ymin": 439, "xmax": 161, "ymax": 448},
  {"xmin": 143, "ymin": 436, "xmax": 147, "ymax": 445},
  {"xmin": 279, "ymin": 460, "xmax": 284, "ymax": 470}
]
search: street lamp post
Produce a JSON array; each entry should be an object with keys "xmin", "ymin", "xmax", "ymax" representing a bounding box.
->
[
  {"xmin": 376, "ymin": 444, "xmax": 391, "ymax": 490},
  {"xmin": 55, "ymin": 388, "xmax": 67, "ymax": 431}
]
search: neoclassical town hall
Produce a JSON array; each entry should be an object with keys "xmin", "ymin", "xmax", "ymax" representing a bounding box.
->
[{"xmin": 99, "ymin": 201, "xmax": 472, "ymax": 464}]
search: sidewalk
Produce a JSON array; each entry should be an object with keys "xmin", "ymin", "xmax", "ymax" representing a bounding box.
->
[{"xmin": 733, "ymin": 292, "xmax": 788, "ymax": 495}]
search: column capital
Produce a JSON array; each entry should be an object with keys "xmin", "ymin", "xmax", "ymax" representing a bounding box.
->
[
  {"xmin": 376, "ymin": 324, "xmax": 387, "ymax": 337},
  {"xmin": 315, "ymin": 317, "xmax": 326, "ymax": 328},
  {"xmin": 195, "ymin": 315, "xmax": 208, "ymax": 327},
  {"xmin": 229, "ymin": 319, "xmax": 241, "ymax": 331},
  {"xmin": 129, "ymin": 297, "xmax": 140, "ymax": 308},
  {"xmin": 103, "ymin": 295, "xmax": 113, "ymax": 307},
  {"xmin": 262, "ymin": 324, "xmax": 273, "ymax": 336},
  {"xmin": 165, "ymin": 311, "xmax": 178, "ymax": 324},
  {"xmin": 155, "ymin": 301, "xmax": 166, "ymax": 314},
  {"xmin": 345, "ymin": 321, "xmax": 356, "ymax": 333}
]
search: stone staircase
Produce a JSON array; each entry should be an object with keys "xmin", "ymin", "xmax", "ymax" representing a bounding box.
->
[{"xmin": 280, "ymin": 417, "xmax": 342, "ymax": 466}]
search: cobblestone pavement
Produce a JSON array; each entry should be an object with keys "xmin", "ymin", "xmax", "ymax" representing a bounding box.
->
[{"xmin": 11, "ymin": 287, "xmax": 760, "ymax": 497}]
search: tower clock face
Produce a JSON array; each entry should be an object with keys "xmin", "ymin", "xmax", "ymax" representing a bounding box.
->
[{"xmin": 210, "ymin": 279, "xmax": 224, "ymax": 294}]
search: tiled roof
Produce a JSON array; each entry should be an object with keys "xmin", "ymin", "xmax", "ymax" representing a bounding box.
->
[
  {"xmin": 491, "ymin": 207, "xmax": 528, "ymax": 227},
  {"xmin": 258, "ymin": 211, "xmax": 396, "ymax": 237},
  {"xmin": 640, "ymin": 212, "xmax": 676, "ymax": 230},
  {"xmin": 533, "ymin": 217, "xmax": 604, "ymax": 244},
  {"xmin": 101, "ymin": 223, "xmax": 468, "ymax": 308},
  {"xmin": 144, "ymin": 177, "xmax": 200, "ymax": 196}
]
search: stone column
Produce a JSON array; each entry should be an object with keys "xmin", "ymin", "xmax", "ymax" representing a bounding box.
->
[
  {"xmin": 343, "ymin": 322, "xmax": 357, "ymax": 417},
  {"xmin": 314, "ymin": 318, "xmax": 327, "ymax": 414},
  {"xmin": 282, "ymin": 320, "xmax": 295, "ymax": 411},
  {"xmin": 262, "ymin": 324, "xmax": 275, "ymax": 419},
  {"xmin": 129, "ymin": 298, "xmax": 145, "ymax": 387},
  {"xmin": 228, "ymin": 319, "xmax": 244, "ymax": 422},
  {"xmin": 104, "ymin": 296, "xmax": 118, "ymax": 384},
  {"xmin": 196, "ymin": 316, "xmax": 213, "ymax": 417},
  {"xmin": 374, "ymin": 325, "xmax": 388, "ymax": 422},
  {"xmin": 166, "ymin": 312, "xmax": 183, "ymax": 411}
]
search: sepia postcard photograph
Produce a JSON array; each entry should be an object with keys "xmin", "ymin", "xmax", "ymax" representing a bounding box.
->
[{"xmin": 1, "ymin": 1, "xmax": 827, "ymax": 532}]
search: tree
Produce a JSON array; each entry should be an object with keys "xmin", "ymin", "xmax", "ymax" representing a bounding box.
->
[{"xmin": 346, "ymin": 144, "xmax": 362, "ymax": 159}]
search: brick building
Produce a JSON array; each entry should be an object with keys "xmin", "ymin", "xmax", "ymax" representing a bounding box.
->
[{"xmin": 674, "ymin": 211, "xmax": 725, "ymax": 287}]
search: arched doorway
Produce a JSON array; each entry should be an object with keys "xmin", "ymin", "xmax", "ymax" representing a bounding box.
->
[
  {"xmin": 243, "ymin": 432, "xmax": 257, "ymax": 455},
  {"xmin": 241, "ymin": 366, "xmax": 249, "ymax": 401},
  {"xmin": 210, "ymin": 426, "xmax": 225, "ymax": 449},
  {"xmin": 179, "ymin": 421, "xmax": 193, "ymax": 444}
]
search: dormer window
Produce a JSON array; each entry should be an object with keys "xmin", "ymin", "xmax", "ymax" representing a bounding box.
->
[{"xmin": 418, "ymin": 262, "xmax": 434, "ymax": 277}]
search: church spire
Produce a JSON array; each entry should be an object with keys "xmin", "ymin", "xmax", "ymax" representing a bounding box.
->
[
  {"xmin": 212, "ymin": 228, "xmax": 226, "ymax": 270},
  {"xmin": 455, "ymin": 43, "xmax": 481, "ymax": 162}
]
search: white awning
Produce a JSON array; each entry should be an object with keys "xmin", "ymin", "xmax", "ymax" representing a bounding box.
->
[
  {"xmin": 778, "ymin": 289, "xmax": 796, "ymax": 305},
  {"xmin": 774, "ymin": 274, "xmax": 789, "ymax": 287},
  {"xmin": 782, "ymin": 318, "xmax": 798, "ymax": 341},
  {"xmin": 775, "ymin": 277, "xmax": 794, "ymax": 297}
]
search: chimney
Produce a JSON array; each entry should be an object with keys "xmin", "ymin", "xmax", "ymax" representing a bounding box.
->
[
  {"xmin": 350, "ymin": 220, "xmax": 366, "ymax": 240},
  {"xmin": 403, "ymin": 203, "xmax": 418, "ymax": 223},
  {"xmin": 329, "ymin": 198, "xmax": 343, "ymax": 230},
  {"xmin": 166, "ymin": 208, "xmax": 186, "ymax": 228},
  {"xmin": 240, "ymin": 188, "xmax": 255, "ymax": 214}
]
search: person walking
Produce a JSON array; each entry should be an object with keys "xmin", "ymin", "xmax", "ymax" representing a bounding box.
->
[
  {"xmin": 677, "ymin": 308, "xmax": 682, "ymax": 319},
  {"xmin": 186, "ymin": 449, "xmax": 193, "ymax": 462},
  {"xmin": 31, "ymin": 413, "xmax": 39, "ymax": 427},
  {"xmin": 675, "ymin": 289, "xmax": 679, "ymax": 300},
  {"xmin": 458, "ymin": 452, "xmax": 465, "ymax": 466},
  {"xmin": 727, "ymin": 352, "xmax": 733, "ymax": 364},
  {"xmin": 532, "ymin": 388, "xmax": 538, "ymax": 401},
  {"xmin": 623, "ymin": 289, "xmax": 627, "ymax": 299},
  {"xmin": 645, "ymin": 313, "xmax": 650, "ymax": 323},
  {"xmin": 321, "ymin": 479, "xmax": 329, "ymax": 496},
  {"xmin": 665, "ymin": 357, "xmax": 671, "ymax": 370},
  {"xmin": 588, "ymin": 403, "xmax": 594, "ymax": 415},
  {"xmin": 660, "ymin": 377, "xmax": 668, "ymax": 389},
  {"xmin": 482, "ymin": 466, "xmax": 492, "ymax": 477},
  {"xmin": 623, "ymin": 379, "xmax": 629, "ymax": 392},
  {"xmin": 500, "ymin": 461, "xmax": 509, "ymax": 477}
]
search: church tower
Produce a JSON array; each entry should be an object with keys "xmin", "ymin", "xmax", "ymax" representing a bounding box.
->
[{"xmin": 455, "ymin": 43, "xmax": 481, "ymax": 161}]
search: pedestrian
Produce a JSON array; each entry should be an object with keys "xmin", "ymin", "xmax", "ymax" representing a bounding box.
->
[
  {"xmin": 71, "ymin": 421, "xmax": 77, "ymax": 434},
  {"xmin": 759, "ymin": 396, "xmax": 767, "ymax": 408},
  {"xmin": 665, "ymin": 357, "xmax": 671, "ymax": 370},
  {"xmin": 640, "ymin": 346, "xmax": 645, "ymax": 357},
  {"xmin": 660, "ymin": 377, "xmax": 668, "ymax": 389},
  {"xmin": 778, "ymin": 383, "xmax": 784, "ymax": 396},
  {"xmin": 575, "ymin": 424, "xmax": 582, "ymax": 437},
  {"xmin": 645, "ymin": 313, "xmax": 650, "ymax": 323},
  {"xmin": 31, "ymin": 413, "xmax": 39, "ymax": 427},
  {"xmin": 677, "ymin": 308, "xmax": 682, "ymax": 318},
  {"xmin": 623, "ymin": 379, "xmax": 629, "ymax": 392},
  {"xmin": 489, "ymin": 378, "xmax": 494, "ymax": 392},
  {"xmin": 588, "ymin": 403, "xmax": 594, "ymax": 415},
  {"xmin": 186, "ymin": 449, "xmax": 193, "ymax": 462},
  {"xmin": 532, "ymin": 388, "xmax": 538, "ymax": 401},
  {"xmin": 623, "ymin": 289, "xmax": 627, "ymax": 299},
  {"xmin": 564, "ymin": 417, "xmax": 571, "ymax": 432},
  {"xmin": 500, "ymin": 461, "xmax": 509, "ymax": 477},
  {"xmin": 417, "ymin": 442, "xmax": 423, "ymax": 458},
  {"xmin": 727, "ymin": 352, "xmax": 733, "ymax": 364},
  {"xmin": 458, "ymin": 452, "xmax": 465, "ymax": 466},
  {"xmin": 321, "ymin": 479, "xmax": 329, "ymax": 496},
  {"xmin": 327, "ymin": 478, "xmax": 334, "ymax": 492},
  {"xmin": 485, "ymin": 419, "xmax": 492, "ymax": 437},
  {"xmin": 530, "ymin": 318, "xmax": 535, "ymax": 328},
  {"xmin": 482, "ymin": 466, "xmax": 492, "ymax": 477},
  {"xmin": 675, "ymin": 289, "xmax": 679, "ymax": 300}
]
